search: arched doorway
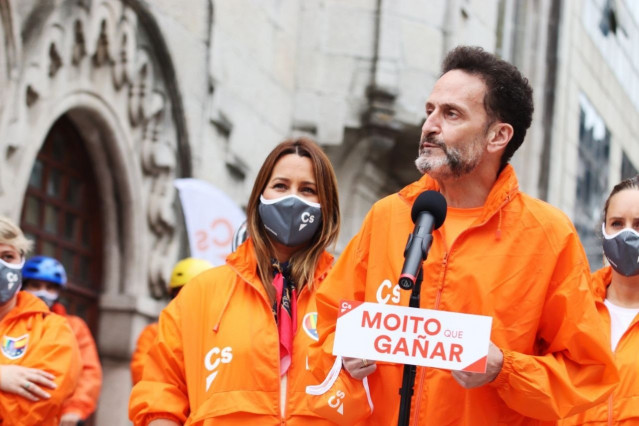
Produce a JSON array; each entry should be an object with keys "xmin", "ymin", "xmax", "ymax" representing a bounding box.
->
[{"xmin": 20, "ymin": 115, "xmax": 103, "ymax": 335}]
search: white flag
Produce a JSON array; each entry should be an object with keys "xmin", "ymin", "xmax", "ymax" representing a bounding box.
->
[{"xmin": 174, "ymin": 178, "xmax": 246, "ymax": 266}]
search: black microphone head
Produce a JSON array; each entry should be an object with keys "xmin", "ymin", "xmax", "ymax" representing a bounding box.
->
[{"xmin": 411, "ymin": 190, "xmax": 447, "ymax": 229}]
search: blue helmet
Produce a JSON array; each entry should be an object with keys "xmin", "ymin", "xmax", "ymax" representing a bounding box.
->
[{"xmin": 22, "ymin": 256, "xmax": 67, "ymax": 287}]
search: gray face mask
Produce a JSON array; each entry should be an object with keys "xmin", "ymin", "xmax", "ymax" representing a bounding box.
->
[
  {"xmin": 259, "ymin": 194, "xmax": 322, "ymax": 247},
  {"xmin": 602, "ymin": 224, "xmax": 639, "ymax": 277},
  {"xmin": 0, "ymin": 258, "xmax": 24, "ymax": 304}
]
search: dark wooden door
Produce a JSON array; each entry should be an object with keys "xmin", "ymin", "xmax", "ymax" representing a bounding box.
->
[{"xmin": 20, "ymin": 115, "xmax": 103, "ymax": 424}]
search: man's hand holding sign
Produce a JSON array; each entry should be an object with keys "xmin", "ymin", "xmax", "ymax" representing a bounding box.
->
[
  {"xmin": 451, "ymin": 342, "xmax": 503, "ymax": 388},
  {"xmin": 333, "ymin": 300, "xmax": 496, "ymax": 381},
  {"xmin": 342, "ymin": 356, "xmax": 377, "ymax": 380}
]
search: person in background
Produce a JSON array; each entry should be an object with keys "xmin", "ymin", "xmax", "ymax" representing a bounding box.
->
[
  {"xmin": 129, "ymin": 137, "xmax": 340, "ymax": 425},
  {"xmin": 130, "ymin": 257, "xmax": 213, "ymax": 385},
  {"xmin": 21, "ymin": 255, "xmax": 102, "ymax": 426},
  {"xmin": 309, "ymin": 45, "xmax": 618, "ymax": 425},
  {"xmin": 559, "ymin": 175, "xmax": 639, "ymax": 425},
  {"xmin": 0, "ymin": 216, "xmax": 80, "ymax": 425}
]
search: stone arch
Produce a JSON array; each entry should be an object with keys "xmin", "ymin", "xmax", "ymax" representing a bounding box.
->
[
  {"xmin": 0, "ymin": 0, "xmax": 21, "ymax": 173},
  {"xmin": 1, "ymin": 0, "xmax": 189, "ymax": 302},
  {"xmin": 0, "ymin": 0, "xmax": 19, "ymax": 92}
]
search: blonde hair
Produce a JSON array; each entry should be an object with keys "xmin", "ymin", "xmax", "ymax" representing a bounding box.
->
[{"xmin": 0, "ymin": 216, "xmax": 33, "ymax": 256}]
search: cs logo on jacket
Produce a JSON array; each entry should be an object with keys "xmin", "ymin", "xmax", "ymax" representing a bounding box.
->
[
  {"xmin": 204, "ymin": 346, "xmax": 233, "ymax": 391},
  {"xmin": 2, "ymin": 334, "xmax": 29, "ymax": 359},
  {"xmin": 376, "ymin": 279, "xmax": 401, "ymax": 304}
]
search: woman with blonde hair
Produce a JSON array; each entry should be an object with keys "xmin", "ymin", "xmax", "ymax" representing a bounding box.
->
[
  {"xmin": 130, "ymin": 137, "xmax": 340, "ymax": 425},
  {"xmin": 0, "ymin": 216, "xmax": 80, "ymax": 425}
]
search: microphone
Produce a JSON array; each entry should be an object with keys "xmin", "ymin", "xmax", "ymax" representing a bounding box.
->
[{"xmin": 398, "ymin": 191, "xmax": 447, "ymax": 290}]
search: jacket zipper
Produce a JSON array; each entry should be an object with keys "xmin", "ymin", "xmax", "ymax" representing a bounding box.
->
[
  {"xmin": 281, "ymin": 374, "xmax": 287, "ymax": 425},
  {"xmin": 603, "ymin": 309, "xmax": 639, "ymax": 426},
  {"xmin": 607, "ymin": 392, "xmax": 613, "ymax": 426},
  {"xmin": 411, "ymin": 252, "xmax": 449, "ymax": 424},
  {"xmin": 410, "ymin": 194, "xmax": 511, "ymax": 422},
  {"xmin": 229, "ymin": 265, "xmax": 316, "ymax": 424}
]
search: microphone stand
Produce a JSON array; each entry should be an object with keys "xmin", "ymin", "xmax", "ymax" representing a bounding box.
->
[{"xmin": 397, "ymin": 269, "xmax": 423, "ymax": 426}]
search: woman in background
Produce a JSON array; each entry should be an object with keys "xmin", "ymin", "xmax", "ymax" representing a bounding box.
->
[{"xmin": 560, "ymin": 175, "xmax": 639, "ymax": 425}]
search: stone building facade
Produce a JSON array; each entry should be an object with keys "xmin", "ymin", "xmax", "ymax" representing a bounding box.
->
[{"xmin": 0, "ymin": 0, "xmax": 637, "ymax": 424}]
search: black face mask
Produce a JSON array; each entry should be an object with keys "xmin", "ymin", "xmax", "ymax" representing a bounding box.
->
[
  {"xmin": 0, "ymin": 259, "xmax": 23, "ymax": 304},
  {"xmin": 602, "ymin": 224, "xmax": 639, "ymax": 277},
  {"xmin": 258, "ymin": 194, "xmax": 322, "ymax": 247}
]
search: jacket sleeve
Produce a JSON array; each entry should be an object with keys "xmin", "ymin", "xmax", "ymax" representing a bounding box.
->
[
  {"xmin": 491, "ymin": 228, "xmax": 619, "ymax": 420},
  {"xmin": 0, "ymin": 314, "xmax": 81, "ymax": 423},
  {"xmin": 130, "ymin": 323, "xmax": 158, "ymax": 385},
  {"xmin": 129, "ymin": 295, "xmax": 189, "ymax": 425},
  {"xmin": 309, "ymin": 207, "xmax": 373, "ymax": 389},
  {"xmin": 61, "ymin": 316, "xmax": 102, "ymax": 419}
]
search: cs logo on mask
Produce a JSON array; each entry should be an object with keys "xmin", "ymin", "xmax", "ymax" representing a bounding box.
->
[
  {"xmin": 6, "ymin": 272, "xmax": 18, "ymax": 290},
  {"xmin": 204, "ymin": 346, "xmax": 233, "ymax": 391},
  {"xmin": 299, "ymin": 211, "xmax": 316, "ymax": 231}
]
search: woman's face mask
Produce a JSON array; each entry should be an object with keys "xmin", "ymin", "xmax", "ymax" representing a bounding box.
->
[
  {"xmin": 258, "ymin": 194, "xmax": 322, "ymax": 247},
  {"xmin": 602, "ymin": 223, "xmax": 639, "ymax": 277},
  {"xmin": 26, "ymin": 289, "xmax": 59, "ymax": 308},
  {"xmin": 0, "ymin": 258, "xmax": 24, "ymax": 304}
]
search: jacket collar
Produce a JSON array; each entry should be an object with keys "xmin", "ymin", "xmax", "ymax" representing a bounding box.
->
[
  {"xmin": 2, "ymin": 291, "xmax": 50, "ymax": 324},
  {"xmin": 398, "ymin": 164, "xmax": 520, "ymax": 222},
  {"xmin": 591, "ymin": 266, "xmax": 612, "ymax": 302},
  {"xmin": 225, "ymin": 238, "xmax": 334, "ymax": 292},
  {"xmin": 212, "ymin": 237, "xmax": 334, "ymax": 333}
]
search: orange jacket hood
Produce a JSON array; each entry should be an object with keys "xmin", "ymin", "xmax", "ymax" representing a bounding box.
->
[
  {"xmin": 398, "ymin": 165, "xmax": 519, "ymax": 222},
  {"xmin": 591, "ymin": 266, "xmax": 612, "ymax": 302},
  {"xmin": 6, "ymin": 291, "xmax": 51, "ymax": 322}
]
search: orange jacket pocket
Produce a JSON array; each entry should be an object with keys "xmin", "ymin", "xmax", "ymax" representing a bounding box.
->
[{"xmin": 306, "ymin": 356, "xmax": 373, "ymax": 425}]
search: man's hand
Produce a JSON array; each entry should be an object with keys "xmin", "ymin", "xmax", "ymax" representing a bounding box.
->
[
  {"xmin": 0, "ymin": 365, "xmax": 56, "ymax": 401},
  {"xmin": 60, "ymin": 412, "xmax": 83, "ymax": 426},
  {"xmin": 342, "ymin": 357, "xmax": 377, "ymax": 380},
  {"xmin": 451, "ymin": 342, "xmax": 503, "ymax": 388}
]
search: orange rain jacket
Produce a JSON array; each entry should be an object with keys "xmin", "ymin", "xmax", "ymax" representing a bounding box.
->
[
  {"xmin": 50, "ymin": 302, "xmax": 102, "ymax": 420},
  {"xmin": 311, "ymin": 165, "xmax": 618, "ymax": 426},
  {"xmin": 560, "ymin": 266, "xmax": 639, "ymax": 425},
  {"xmin": 129, "ymin": 239, "xmax": 335, "ymax": 425},
  {"xmin": 130, "ymin": 322, "xmax": 158, "ymax": 385},
  {"xmin": 0, "ymin": 292, "xmax": 81, "ymax": 425}
]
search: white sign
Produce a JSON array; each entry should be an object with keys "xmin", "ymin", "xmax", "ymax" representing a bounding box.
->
[
  {"xmin": 333, "ymin": 300, "xmax": 492, "ymax": 372},
  {"xmin": 174, "ymin": 179, "xmax": 246, "ymax": 266}
]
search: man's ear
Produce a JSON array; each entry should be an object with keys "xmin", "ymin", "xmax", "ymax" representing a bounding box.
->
[{"xmin": 486, "ymin": 123, "xmax": 514, "ymax": 154}]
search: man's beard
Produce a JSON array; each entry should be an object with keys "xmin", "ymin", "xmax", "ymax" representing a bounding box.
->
[{"xmin": 415, "ymin": 135, "xmax": 482, "ymax": 178}]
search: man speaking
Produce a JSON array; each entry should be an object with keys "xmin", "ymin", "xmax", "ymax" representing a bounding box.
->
[{"xmin": 309, "ymin": 46, "xmax": 618, "ymax": 425}]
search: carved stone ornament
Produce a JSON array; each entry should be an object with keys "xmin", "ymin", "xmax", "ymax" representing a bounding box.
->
[{"xmin": 2, "ymin": 0, "xmax": 181, "ymax": 298}]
